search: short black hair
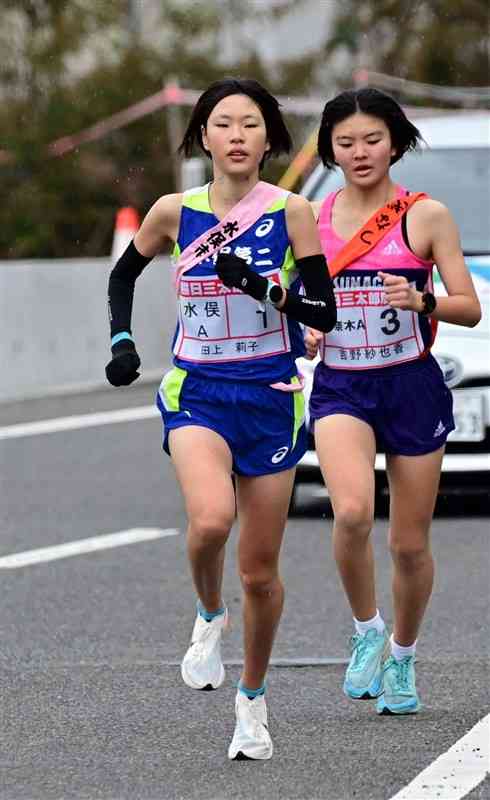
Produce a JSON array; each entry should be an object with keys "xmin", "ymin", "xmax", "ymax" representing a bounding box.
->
[
  {"xmin": 179, "ymin": 77, "xmax": 292, "ymax": 165},
  {"xmin": 318, "ymin": 88, "xmax": 422, "ymax": 169}
]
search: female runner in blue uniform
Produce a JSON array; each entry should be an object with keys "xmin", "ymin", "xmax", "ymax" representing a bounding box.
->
[
  {"xmin": 105, "ymin": 78, "xmax": 336, "ymax": 759},
  {"xmin": 308, "ymin": 88, "xmax": 481, "ymax": 715}
]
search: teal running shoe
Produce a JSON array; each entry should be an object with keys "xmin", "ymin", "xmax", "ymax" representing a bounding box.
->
[
  {"xmin": 343, "ymin": 628, "xmax": 389, "ymax": 700},
  {"xmin": 376, "ymin": 655, "xmax": 421, "ymax": 715}
]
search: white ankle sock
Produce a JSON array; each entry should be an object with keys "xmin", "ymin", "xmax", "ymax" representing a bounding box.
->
[
  {"xmin": 354, "ymin": 609, "xmax": 385, "ymax": 636},
  {"xmin": 390, "ymin": 634, "xmax": 417, "ymax": 660}
]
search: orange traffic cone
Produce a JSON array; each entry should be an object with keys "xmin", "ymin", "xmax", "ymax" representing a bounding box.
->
[{"xmin": 111, "ymin": 206, "xmax": 140, "ymax": 263}]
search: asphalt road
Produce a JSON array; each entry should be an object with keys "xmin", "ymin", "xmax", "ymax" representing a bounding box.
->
[{"xmin": 1, "ymin": 382, "xmax": 489, "ymax": 800}]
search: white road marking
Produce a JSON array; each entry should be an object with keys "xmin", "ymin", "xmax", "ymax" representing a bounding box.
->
[
  {"xmin": 0, "ymin": 405, "xmax": 159, "ymax": 440},
  {"xmin": 0, "ymin": 528, "xmax": 179, "ymax": 568},
  {"xmin": 160, "ymin": 658, "xmax": 349, "ymax": 666},
  {"xmin": 388, "ymin": 713, "xmax": 489, "ymax": 800}
]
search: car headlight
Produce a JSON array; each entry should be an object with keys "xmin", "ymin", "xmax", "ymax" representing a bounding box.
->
[{"xmin": 434, "ymin": 354, "xmax": 464, "ymax": 388}]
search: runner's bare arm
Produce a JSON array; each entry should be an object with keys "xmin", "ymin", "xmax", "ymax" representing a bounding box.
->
[
  {"xmin": 285, "ymin": 194, "xmax": 324, "ymax": 258},
  {"xmin": 425, "ymin": 202, "xmax": 481, "ymax": 326},
  {"xmin": 134, "ymin": 193, "xmax": 183, "ymax": 257},
  {"xmin": 108, "ymin": 193, "xmax": 182, "ymax": 337},
  {"xmin": 276, "ymin": 194, "xmax": 337, "ymax": 331},
  {"xmin": 379, "ymin": 201, "xmax": 481, "ymax": 328}
]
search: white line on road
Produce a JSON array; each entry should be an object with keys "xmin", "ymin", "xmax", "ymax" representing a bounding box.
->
[
  {"xmin": 388, "ymin": 713, "xmax": 489, "ymax": 800},
  {"xmin": 0, "ymin": 405, "xmax": 159, "ymax": 440},
  {"xmin": 0, "ymin": 528, "xmax": 179, "ymax": 568},
  {"xmin": 158, "ymin": 658, "xmax": 350, "ymax": 667}
]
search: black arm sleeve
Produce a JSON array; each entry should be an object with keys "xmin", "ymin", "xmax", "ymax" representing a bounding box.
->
[
  {"xmin": 279, "ymin": 254, "xmax": 337, "ymax": 332},
  {"xmin": 107, "ymin": 240, "xmax": 153, "ymax": 337}
]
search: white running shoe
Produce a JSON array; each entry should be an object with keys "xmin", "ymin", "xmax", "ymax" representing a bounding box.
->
[
  {"xmin": 180, "ymin": 608, "xmax": 227, "ymax": 690},
  {"xmin": 228, "ymin": 692, "xmax": 273, "ymax": 760}
]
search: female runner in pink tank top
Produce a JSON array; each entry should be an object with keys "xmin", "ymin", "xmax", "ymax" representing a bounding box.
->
[{"xmin": 308, "ymin": 88, "xmax": 481, "ymax": 715}]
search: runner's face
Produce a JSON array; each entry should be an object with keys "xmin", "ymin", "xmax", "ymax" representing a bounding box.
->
[
  {"xmin": 331, "ymin": 112, "xmax": 396, "ymax": 187},
  {"xmin": 202, "ymin": 94, "xmax": 270, "ymax": 177}
]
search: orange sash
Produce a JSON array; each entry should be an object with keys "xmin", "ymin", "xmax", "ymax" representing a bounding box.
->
[
  {"xmin": 328, "ymin": 192, "xmax": 428, "ymax": 278},
  {"xmin": 325, "ymin": 190, "xmax": 437, "ymax": 347}
]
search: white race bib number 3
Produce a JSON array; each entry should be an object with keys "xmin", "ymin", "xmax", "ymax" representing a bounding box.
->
[{"xmin": 322, "ymin": 286, "xmax": 425, "ymax": 369}]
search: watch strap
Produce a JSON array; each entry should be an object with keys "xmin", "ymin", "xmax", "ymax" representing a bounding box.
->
[{"xmin": 421, "ymin": 291, "xmax": 437, "ymax": 316}]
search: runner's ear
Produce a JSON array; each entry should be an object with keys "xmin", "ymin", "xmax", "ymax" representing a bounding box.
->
[{"xmin": 201, "ymin": 125, "xmax": 210, "ymax": 152}]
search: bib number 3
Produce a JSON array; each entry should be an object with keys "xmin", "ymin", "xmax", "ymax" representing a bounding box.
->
[{"xmin": 380, "ymin": 307, "xmax": 400, "ymax": 335}]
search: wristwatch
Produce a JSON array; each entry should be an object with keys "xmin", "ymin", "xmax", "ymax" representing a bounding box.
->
[
  {"xmin": 264, "ymin": 280, "xmax": 284, "ymax": 305},
  {"xmin": 420, "ymin": 291, "xmax": 437, "ymax": 316}
]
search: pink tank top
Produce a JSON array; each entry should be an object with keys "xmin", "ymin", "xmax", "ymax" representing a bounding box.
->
[{"xmin": 318, "ymin": 186, "xmax": 434, "ymax": 371}]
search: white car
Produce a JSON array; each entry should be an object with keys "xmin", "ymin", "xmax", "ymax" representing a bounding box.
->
[{"xmin": 293, "ymin": 112, "xmax": 490, "ymax": 512}]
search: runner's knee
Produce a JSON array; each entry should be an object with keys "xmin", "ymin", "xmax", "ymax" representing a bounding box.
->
[
  {"xmin": 239, "ymin": 567, "xmax": 281, "ymax": 597},
  {"xmin": 389, "ymin": 534, "xmax": 431, "ymax": 572},
  {"xmin": 188, "ymin": 509, "xmax": 233, "ymax": 550},
  {"xmin": 334, "ymin": 499, "xmax": 373, "ymax": 537}
]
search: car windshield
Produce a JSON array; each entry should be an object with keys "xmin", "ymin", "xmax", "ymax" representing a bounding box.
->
[{"xmin": 307, "ymin": 148, "xmax": 490, "ymax": 254}]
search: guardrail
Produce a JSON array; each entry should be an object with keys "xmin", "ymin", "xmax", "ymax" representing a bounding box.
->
[{"xmin": 0, "ymin": 256, "xmax": 176, "ymax": 402}]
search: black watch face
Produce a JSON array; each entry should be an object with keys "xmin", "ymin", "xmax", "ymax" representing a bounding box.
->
[
  {"xmin": 269, "ymin": 284, "xmax": 283, "ymax": 304},
  {"xmin": 423, "ymin": 293, "xmax": 436, "ymax": 314}
]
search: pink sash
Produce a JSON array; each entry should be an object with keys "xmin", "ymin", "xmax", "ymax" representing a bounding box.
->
[
  {"xmin": 270, "ymin": 373, "xmax": 305, "ymax": 392},
  {"xmin": 174, "ymin": 181, "xmax": 288, "ymax": 290}
]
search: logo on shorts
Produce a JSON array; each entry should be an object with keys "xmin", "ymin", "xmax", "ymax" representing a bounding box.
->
[
  {"xmin": 271, "ymin": 446, "xmax": 289, "ymax": 464},
  {"xmin": 433, "ymin": 420, "xmax": 446, "ymax": 437}
]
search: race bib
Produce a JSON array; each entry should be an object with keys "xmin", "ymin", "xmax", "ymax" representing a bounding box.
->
[
  {"xmin": 322, "ymin": 281, "xmax": 425, "ymax": 369},
  {"xmin": 173, "ymin": 269, "xmax": 291, "ymax": 363}
]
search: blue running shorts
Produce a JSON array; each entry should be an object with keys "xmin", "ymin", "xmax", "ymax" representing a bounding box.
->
[
  {"xmin": 309, "ymin": 354, "xmax": 455, "ymax": 456},
  {"xmin": 156, "ymin": 367, "xmax": 307, "ymax": 476}
]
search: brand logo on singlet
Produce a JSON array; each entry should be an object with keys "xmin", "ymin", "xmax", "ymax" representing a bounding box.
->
[
  {"xmin": 255, "ymin": 218, "xmax": 275, "ymax": 238},
  {"xmin": 382, "ymin": 239, "xmax": 403, "ymax": 256},
  {"xmin": 271, "ymin": 446, "xmax": 289, "ymax": 464}
]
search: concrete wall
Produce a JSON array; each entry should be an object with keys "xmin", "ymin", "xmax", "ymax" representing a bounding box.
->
[{"xmin": 0, "ymin": 256, "xmax": 176, "ymax": 402}]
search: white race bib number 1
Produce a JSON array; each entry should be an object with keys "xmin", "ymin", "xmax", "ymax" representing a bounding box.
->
[{"xmin": 174, "ymin": 270, "xmax": 290, "ymax": 363}]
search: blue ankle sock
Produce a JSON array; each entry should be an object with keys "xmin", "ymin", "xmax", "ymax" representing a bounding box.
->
[
  {"xmin": 238, "ymin": 680, "xmax": 266, "ymax": 700},
  {"xmin": 197, "ymin": 600, "xmax": 225, "ymax": 622}
]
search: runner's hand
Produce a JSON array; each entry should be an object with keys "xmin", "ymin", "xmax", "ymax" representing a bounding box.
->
[
  {"xmin": 304, "ymin": 328, "xmax": 323, "ymax": 360},
  {"xmin": 105, "ymin": 340, "xmax": 141, "ymax": 386},
  {"xmin": 216, "ymin": 252, "xmax": 268, "ymax": 302},
  {"xmin": 378, "ymin": 271, "xmax": 420, "ymax": 311}
]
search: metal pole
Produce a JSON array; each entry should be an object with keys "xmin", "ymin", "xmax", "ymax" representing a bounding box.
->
[
  {"xmin": 165, "ymin": 78, "xmax": 184, "ymax": 193},
  {"xmin": 127, "ymin": 0, "xmax": 141, "ymax": 42}
]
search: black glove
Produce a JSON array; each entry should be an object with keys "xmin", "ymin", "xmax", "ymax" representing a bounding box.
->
[
  {"xmin": 105, "ymin": 339, "xmax": 141, "ymax": 386},
  {"xmin": 216, "ymin": 252, "xmax": 268, "ymax": 301}
]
